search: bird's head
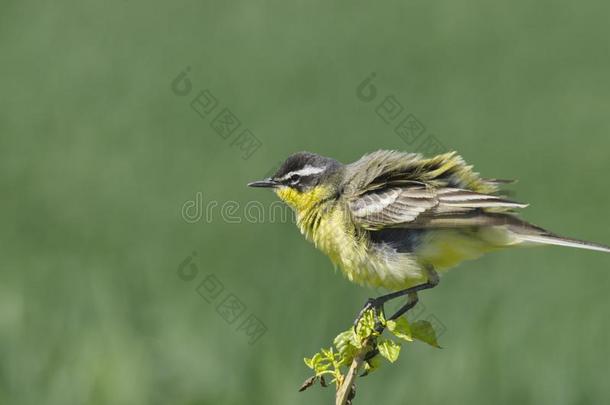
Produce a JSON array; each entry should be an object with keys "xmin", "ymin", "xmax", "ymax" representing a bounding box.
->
[{"xmin": 248, "ymin": 152, "xmax": 343, "ymax": 210}]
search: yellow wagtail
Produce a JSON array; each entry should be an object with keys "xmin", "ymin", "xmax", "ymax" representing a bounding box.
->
[{"xmin": 248, "ymin": 150, "xmax": 610, "ymax": 325}]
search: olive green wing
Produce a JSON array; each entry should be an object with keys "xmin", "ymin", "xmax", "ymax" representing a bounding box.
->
[
  {"xmin": 343, "ymin": 149, "xmax": 508, "ymax": 196},
  {"xmin": 347, "ymin": 185, "xmax": 527, "ymax": 230},
  {"xmin": 343, "ymin": 149, "xmax": 524, "ymax": 230}
]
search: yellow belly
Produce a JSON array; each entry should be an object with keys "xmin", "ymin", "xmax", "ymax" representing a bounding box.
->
[
  {"xmin": 300, "ymin": 206, "xmax": 426, "ymax": 290},
  {"xmin": 416, "ymin": 228, "xmax": 507, "ymax": 269}
]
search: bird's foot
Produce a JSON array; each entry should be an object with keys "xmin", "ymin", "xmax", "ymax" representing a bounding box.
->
[{"xmin": 353, "ymin": 298, "xmax": 385, "ymax": 333}]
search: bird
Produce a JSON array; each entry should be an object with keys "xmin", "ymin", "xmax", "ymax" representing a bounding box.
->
[{"xmin": 248, "ymin": 150, "xmax": 610, "ymax": 325}]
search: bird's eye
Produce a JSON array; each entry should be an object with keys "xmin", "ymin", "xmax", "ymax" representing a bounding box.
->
[{"xmin": 289, "ymin": 174, "xmax": 300, "ymax": 184}]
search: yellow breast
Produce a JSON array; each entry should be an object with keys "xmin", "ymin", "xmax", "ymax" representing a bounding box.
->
[
  {"xmin": 276, "ymin": 185, "xmax": 356, "ymax": 264},
  {"xmin": 275, "ymin": 185, "xmax": 425, "ymax": 290}
]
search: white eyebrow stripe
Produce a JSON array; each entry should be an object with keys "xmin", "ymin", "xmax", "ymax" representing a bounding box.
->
[{"xmin": 278, "ymin": 165, "xmax": 326, "ymax": 180}]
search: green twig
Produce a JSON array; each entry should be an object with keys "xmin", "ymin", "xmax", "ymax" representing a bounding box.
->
[{"xmin": 299, "ymin": 309, "xmax": 442, "ymax": 404}]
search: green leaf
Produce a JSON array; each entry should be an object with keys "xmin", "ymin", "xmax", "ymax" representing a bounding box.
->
[
  {"xmin": 304, "ymin": 357, "xmax": 314, "ymax": 369},
  {"xmin": 333, "ymin": 330, "xmax": 353, "ymax": 350},
  {"xmin": 355, "ymin": 310, "xmax": 374, "ymax": 339},
  {"xmin": 311, "ymin": 352, "xmax": 322, "ymax": 367},
  {"xmin": 335, "ymin": 331, "xmax": 358, "ymax": 367},
  {"xmin": 411, "ymin": 320, "xmax": 442, "ymax": 348},
  {"xmin": 377, "ymin": 338, "xmax": 401, "ymax": 363},
  {"xmin": 387, "ymin": 317, "xmax": 413, "ymax": 342}
]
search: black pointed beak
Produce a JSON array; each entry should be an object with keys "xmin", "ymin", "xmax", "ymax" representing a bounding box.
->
[{"xmin": 247, "ymin": 178, "xmax": 279, "ymax": 188}]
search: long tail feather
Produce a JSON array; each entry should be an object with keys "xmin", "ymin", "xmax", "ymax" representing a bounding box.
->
[{"xmin": 516, "ymin": 233, "xmax": 610, "ymax": 253}]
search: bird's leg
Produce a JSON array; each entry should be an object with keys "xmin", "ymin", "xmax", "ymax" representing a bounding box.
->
[
  {"xmin": 359, "ymin": 267, "xmax": 439, "ymax": 366},
  {"xmin": 388, "ymin": 266, "xmax": 439, "ymax": 323},
  {"xmin": 388, "ymin": 292, "xmax": 419, "ymax": 322},
  {"xmin": 354, "ymin": 266, "xmax": 439, "ymax": 331}
]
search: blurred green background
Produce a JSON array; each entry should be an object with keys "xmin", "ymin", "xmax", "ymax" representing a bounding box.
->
[{"xmin": 2, "ymin": 0, "xmax": 610, "ymax": 404}]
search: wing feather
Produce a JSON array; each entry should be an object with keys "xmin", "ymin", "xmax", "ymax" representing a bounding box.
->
[
  {"xmin": 344, "ymin": 150, "xmax": 525, "ymax": 230},
  {"xmin": 348, "ymin": 186, "xmax": 526, "ymax": 230}
]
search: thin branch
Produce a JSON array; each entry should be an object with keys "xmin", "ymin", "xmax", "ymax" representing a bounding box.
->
[{"xmin": 335, "ymin": 339, "xmax": 372, "ymax": 405}]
